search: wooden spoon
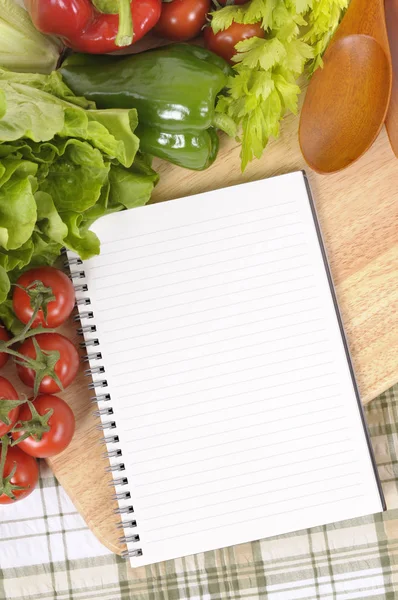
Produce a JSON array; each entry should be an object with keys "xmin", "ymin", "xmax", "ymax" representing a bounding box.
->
[
  {"xmin": 299, "ymin": 0, "xmax": 392, "ymax": 174},
  {"xmin": 385, "ymin": 0, "xmax": 398, "ymax": 157}
]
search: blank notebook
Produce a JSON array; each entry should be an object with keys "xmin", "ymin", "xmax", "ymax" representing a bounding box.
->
[{"xmin": 69, "ymin": 171, "xmax": 385, "ymax": 567}]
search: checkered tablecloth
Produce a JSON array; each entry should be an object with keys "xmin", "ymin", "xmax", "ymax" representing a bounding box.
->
[{"xmin": 1, "ymin": 384, "xmax": 398, "ymax": 600}]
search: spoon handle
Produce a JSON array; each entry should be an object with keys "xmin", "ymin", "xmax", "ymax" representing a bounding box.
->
[
  {"xmin": 334, "ymin": 0, "xmax": 390, "ymax": 57},
  {"xmin": 385, "ymin": 0, "xmax": 398, "ymax": 157}
]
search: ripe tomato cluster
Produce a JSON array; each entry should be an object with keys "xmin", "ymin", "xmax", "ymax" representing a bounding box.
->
[
  {"xmin": 154, "ymin": 0, "xmax": 263, "ymax": 64},
  {"xmin": 0, "ymin": 267, "xmax": 78, "ymax": 504}
]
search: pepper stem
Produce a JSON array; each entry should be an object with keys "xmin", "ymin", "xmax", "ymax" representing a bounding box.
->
[{"xmin": 115, "ymin": 0, "xmax": 134, "ymax": 47}]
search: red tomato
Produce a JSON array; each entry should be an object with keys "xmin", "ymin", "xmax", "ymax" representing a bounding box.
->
[
  {"xmin": 0, "ymin": 324, "xmax": 10, "ymax": 368},
  {"xmin": 11, "ymin": 395, "xmax": 75, "ymax": 458},
  {"xmin": 204, "ymin": 21, "xmax": 264, "ymax": 63},
  {"xmin": 155, "ymin": 0, "xmax": 210, "ymax": 41},
  {"xmin": 17, "ymin": 333, "xmax": 79, "ymax": 394},
  {"xmin": 0, "ymin": 377, "xmax": 20, "ymax": 436},
  {"xmin": 13, "ymin": 267, "xmax": 75, "ymax": 328},
  {"xmin": 0, "ymin": 444, "xmax": 39, "ymax": 504}
]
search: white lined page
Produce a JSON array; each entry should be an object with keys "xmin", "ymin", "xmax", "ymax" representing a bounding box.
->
[{"xmin": 72, "ymin": 171, "xmax": 383, "ymax": 567}]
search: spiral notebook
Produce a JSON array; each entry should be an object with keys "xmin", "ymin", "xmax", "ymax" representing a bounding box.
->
[{"xmin": 68, "ymin": 171, "xmax": 385, "ymax": 567}]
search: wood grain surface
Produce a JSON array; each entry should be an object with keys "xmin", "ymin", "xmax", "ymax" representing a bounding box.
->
[{"xmin": 4, "ymin": 103, "xmax": 398, "ymax": 556}]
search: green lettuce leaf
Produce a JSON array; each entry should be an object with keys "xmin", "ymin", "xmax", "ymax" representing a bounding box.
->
[
  {"xmin": 0, "ymin": 69, "xmax": 94, "ymax": 108},
  {"xmin": 61, "ymin": 212, "xmax": 101, "ymax": 260},
  {"xmin": 0, "ymin": 161, "xmax": 37, "ymax": 249},
  {"xmin": 0, "ymin": 67, "xmax": 157, "ymax": 323},
  {"xmin": 35, "ymin": 191, "xmax": 68, "ymax": 243},
  {"xmin": 86, "ymin": 109, "xmax": 139, "ymax": 167},
  {"xmin": 28, "ymin": 232, "xmax": 63, "ymax": 268},
  {"xmin": 0, "ymin": 265, "xmax": 10, "ymax": 304},
  {"xmin": 0, "ymin": 297, "xmax": 21, "ymax": 331},
  {"xmin": 0, "ymin": 238, "xmax": 34, "ymax": 273},
  {"xmin": 39, "ymin": 139, "xmax": 110, "ymax": 212},
  {"xmin": 108, "ymin": 161, "xmax": 159, "ymax": 210}
]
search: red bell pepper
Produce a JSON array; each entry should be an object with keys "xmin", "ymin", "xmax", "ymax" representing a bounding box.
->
[{"xmin": 25, "ymin": 0, "xmax": 162, "ymax": 54}]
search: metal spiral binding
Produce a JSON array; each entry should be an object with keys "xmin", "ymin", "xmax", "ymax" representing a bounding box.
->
[{"xmin": 66, "ymin": 253, "xmax": 142, "ymax": 560}]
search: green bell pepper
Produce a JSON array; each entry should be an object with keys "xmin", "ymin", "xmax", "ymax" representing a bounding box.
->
[{"xmin": 60, "ymin": 44, "xmax": 234, "ymax": 171}]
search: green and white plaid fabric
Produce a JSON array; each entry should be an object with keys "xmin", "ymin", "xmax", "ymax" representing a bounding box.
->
[{"xmin": 1, "ymin": 384, "xmax": 398, "ymax": 600}]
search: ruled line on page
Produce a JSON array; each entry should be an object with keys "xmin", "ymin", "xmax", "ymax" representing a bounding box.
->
[
  {"xmin": 142, "ymin": 483, "xmax": 364, "ymax": 539},
  {"xmin": 106, "ymin": 286, "xmax": 324, "ymax": 346},
  {"xmin": 91, "ymin": 237, "xmax": 308, "ymax": 287},
  {"xmin": 147, "ymin": 492, "xmax": 365, "ymax": 544},
  {"xmin": 102, "ymin": 264, "xmax": 312, "ymax": 324},
  {"xmin": 100, "ymin": 282, "xmax": 318, "ymax": 336},
  {"xmin": 127, "ymin": 414, "xmax": 347, "ymax": 457},
  {"xmin": 107, "ymin": 304, "xmax": 323, "ymax": 354},
  {"xmin": 107, "ymin": 313, "xmax": 325, "ymax": 357},
  {"xmin": 128, "ymin": 423, "xmax": 351, "ymax": 468},
  {"xmin": 99, "ymin": 274, "xmax": 316, "ymax": 326},
  {"xmin": 115, "ymin": 343, "xmax": 331, "ymax": 394},
  {"xmin": 98, "ymin": 199, "xmax": 298, "ymax": 249},
  {"xmin": 111, "ymin": 351, "xmax": 334, "ymax": 392},
  {"xmin": 127, "ymin": 396, "xmax": 343, "ymax": 443},
  {"xmin": 104, "ymin": 304, "xmax": 323, "ymax": 349},
  {"xmin": 136, "ymin": 451, "xmax": 359, "ymax": 503},
  {"xmin": 131, "ymin": 431, "xmax": 352, "ymax": 479},
  {"xmin": 116, "ymin": 368, "xmax": 338, "ymax": 409},
  {"xmin": 96, "ymin": 259, "xmax": 311, "ymax": 309},
  {"xmin": 133, "ymin": 439, "xmax": 353, "ymax": 490},
  {"xmin": 106, "ymin": 326, "xmax": 327, "ymax": 373},
  {"xmin": 91, "ymin": 216, "xmax": 304, "ymax": 272},
  {"xmin": 138, "ymin": 448, "xmax": 356, "ymax": 500},
  {"xmin": 122, "ymin": 391, "xmax": 338, "ymax": 430},
  {"xmin": 122, "ymin": 381, "xmax": 338, "ymax": 424},
  {"xmin": 124, "ymin": 405, "xmax": 345, "ymax": 456},
  {"xmin": 139, "ymin": 466, "xmax": 362, "ymax": 516},
  {"xmin": 95, "ymin": 242, "xmax": 309, "ymax": 302}
]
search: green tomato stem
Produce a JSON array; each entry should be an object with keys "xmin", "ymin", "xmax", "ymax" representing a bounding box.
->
[
  {"xmin": 0, "ymin": 436, "xmax": 9, "ymax": 491},
  {"xmin": 11, "ymin": 400, "xmax": 53, "ymax": 444},
  {"xmin": 0, "ymin": 326, "xmax": 56, "ymax": 355}
]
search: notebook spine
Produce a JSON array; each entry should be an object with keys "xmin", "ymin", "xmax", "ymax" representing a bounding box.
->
[{"xmin": 66, "ymin": 253, "xmax": 142, "ymax": 560}]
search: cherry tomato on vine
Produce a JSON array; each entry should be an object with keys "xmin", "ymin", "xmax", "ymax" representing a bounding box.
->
[
  {"xmin": 11, "ymin": 395, "xmax": 75, "ymax": 458},
  {"xmin": 204, "ymin": 21, "xmax": 264, "ymax": 63},
  {"xmin": 13, "ymin": 267, "xmax": 75, "ymax": 328},
  {"xmin": 16, "ymin": 333, "xmax": 79, "ymax": 394},
  {"xmin": 0, "ymin": 377, "xmax": 20, "ymax": 436},
  {"xmin": 0, "ymin": 444, "xmax": 39, "ymax": 504},
  {"xmin": 155, "ymin": 0, "xmax": 210, "ymax": 41},
  {"xmin": 0, "ymin": 324, "xmax": 10, "ymax": 369}
]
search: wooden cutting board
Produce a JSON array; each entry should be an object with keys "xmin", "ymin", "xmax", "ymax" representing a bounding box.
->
[{"xmin": 4, "ymin": 105, "xmax": 398, "ymax": 557}]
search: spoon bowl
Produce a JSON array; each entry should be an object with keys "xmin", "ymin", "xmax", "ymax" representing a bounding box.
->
[
  {"xmin": 299, "ymin": 0, "xmax": 392, "ymax": 173},
  {"xmin": 300, "ymin": 34, "xmax": 392, "ymax": 174}
]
